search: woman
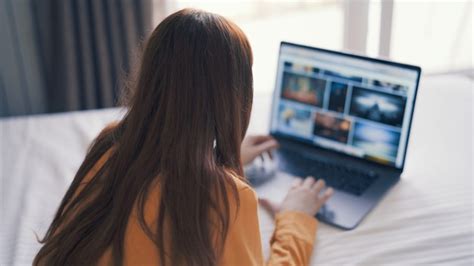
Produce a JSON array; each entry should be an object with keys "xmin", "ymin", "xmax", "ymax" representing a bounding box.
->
[{"xmin": 34, "ymin": 8, "xmax": 333, "ymax": 266}]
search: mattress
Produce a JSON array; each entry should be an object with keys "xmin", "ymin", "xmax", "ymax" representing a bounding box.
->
[{"xmin": 1, "ymin": 74, "xmax": 472, "ymax": 265}]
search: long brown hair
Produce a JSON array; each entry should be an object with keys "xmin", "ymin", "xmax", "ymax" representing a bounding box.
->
[{"xmin": 34, "ymin": 8, "xmax": 253, "ymax": 266}]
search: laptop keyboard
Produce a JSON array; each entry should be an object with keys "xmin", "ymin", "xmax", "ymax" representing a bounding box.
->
[{"xmin": 275, "ymin": 148, "xmax": 378, "ymax": 196}]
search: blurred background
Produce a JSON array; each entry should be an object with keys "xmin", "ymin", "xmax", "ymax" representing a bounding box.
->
[{"xmin": 0, "ymin": 0, "xmax": 472, "ymax": 117}]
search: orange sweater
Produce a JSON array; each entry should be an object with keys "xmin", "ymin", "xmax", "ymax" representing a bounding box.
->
[{"xmin": 75, "ymin": 139, "xmax": 318, "ymax": 265}]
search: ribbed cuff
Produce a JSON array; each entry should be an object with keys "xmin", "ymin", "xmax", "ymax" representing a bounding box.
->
[{"xmin": 271, "ymin": 211, "xmax": 318, "ymax": 244}]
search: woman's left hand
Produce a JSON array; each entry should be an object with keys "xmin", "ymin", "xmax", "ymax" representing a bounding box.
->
[{"xmin": 241, "ymin": 135, "xmax": 279, "ymax": 166}]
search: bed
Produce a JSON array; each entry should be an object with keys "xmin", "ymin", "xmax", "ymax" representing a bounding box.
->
[{"xmin": 1, "ymin": 74, "xmax": 472, "ymax": 265}]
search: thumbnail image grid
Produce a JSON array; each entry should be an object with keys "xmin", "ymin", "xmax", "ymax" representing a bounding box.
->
[
  {"xmin": 284, "ymin": 61, "xmax": 320, "ymax": 74},
  {"xmin": 349, "ymin": 86, "xmax": 407, "ymax": 127},
  {"xmin": 322, "ymin": 70, "xmax": 364, "ymax": 84},
  {"xmin": 368, "ymin": 78, "xmax": 409, "ymax": 95},
  {"xmin": 328, "ymin": 81, "xmax": 348, "ymax": 113},
  {"xmin": 281, "ymin": 71, "xmax": 326, "ymax": 107},
  {"xmin": 352, "ymin": 122, "xmax": 401, "ymax": 161},
  {"xmin": 277, "ymin": 103, "xmax": 314, "ymax": 137},
  {"xmin": 276, "ymin": 60, "xmax": 408, "ymax": 165},
  {"xmin": 313, "ymin": 112, "xmax": 351, "ymax": 144}
]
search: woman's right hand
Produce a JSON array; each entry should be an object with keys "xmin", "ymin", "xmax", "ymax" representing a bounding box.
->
[{"xmin": 259, "ymin": 177, "xmax": 334, "ymax": 218}]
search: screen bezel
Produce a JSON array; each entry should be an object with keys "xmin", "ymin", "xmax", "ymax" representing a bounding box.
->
[{"xmin": 269, "ymin": 41, "xmax": 422, "ymax": 171}]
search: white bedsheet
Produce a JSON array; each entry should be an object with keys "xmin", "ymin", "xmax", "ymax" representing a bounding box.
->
[{"xmin": 1, "ymin": 74, "xmax": 473, "ymax": 265}]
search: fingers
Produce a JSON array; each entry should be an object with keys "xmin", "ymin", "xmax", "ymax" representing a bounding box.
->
[
  {"xmin": 255, "ymin": 139, "xmax": 279, "ymax": 155},
  {"xmin": 241, "ymin": 135, "xmax": 278, "ymax": 165},
  {"xmin": 311, "ymin": 179, "xmax": 333, "ymax": 203},
  {"xmin": 319, "ymin": 187, "xmax": 334, "ymax": 206},
  {"xmin": 248, "ymin": 135, "xmax": 279, "ymax": 154},
  {"xmin": 266, "ymin": 150, "xmax": 273, "ymax": 160},
  {"xmin": 311, "ymin": 179, "xmax": 326, "ymax": 194},
  {"xmin": 294, "ymin": 177, "xmax": 334, "ymax": 203},
  {"xmin": 281, "ymin": 177, "xmax": 334, "ymax": 217},
  {"xmin": 302, "ymin": 177, "xmax": 333, "ymax": 199},
  {"xmin": 243, "ymin": 135, "xmax": 279, "ymax": 163},
  {"xmin": 302, "ymin": 176, "xmax": 315, "ymax": 188},
  {"xmin": 249, "ymin": 135, "xmax": 275, "ymax": 144},
  {"xmin": 291, "ymin": 178, "xmax": 303, "ymax": 188}
]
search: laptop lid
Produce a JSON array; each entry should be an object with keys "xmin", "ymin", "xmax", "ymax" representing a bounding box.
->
[{"xmin": 270, "ymin": 42, "xmax": 421, "ymax": 170}]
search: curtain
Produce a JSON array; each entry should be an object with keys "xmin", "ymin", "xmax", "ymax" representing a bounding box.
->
[{"xmin": 0, "ymin": 0, "xmax": 152, "ymax": 117}]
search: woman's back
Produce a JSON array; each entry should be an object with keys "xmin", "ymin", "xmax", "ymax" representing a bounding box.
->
[
  {"xmin": 34, "ymin": 8, "xmax": 331, "ymax": 266},
  {"xmin": 57, "ymin": 135, "xmax": 317, "ymax": 266},
  {"xmin": 72, "ymin": 145, "xmax": 262, "ymax": 265}
]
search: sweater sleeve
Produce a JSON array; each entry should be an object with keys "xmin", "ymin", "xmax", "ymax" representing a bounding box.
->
[
  {"xmin": 266, "ymin": 211, "xmax": 318, "ymax": 266},
  {"xmin": 221, "ymin": 186, "xmax": 318, "ymax": 266}
]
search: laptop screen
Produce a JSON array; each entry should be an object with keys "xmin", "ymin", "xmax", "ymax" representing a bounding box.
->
[{"xmin": 270, "ymin": 42, "xmax": 421, "ymax": 169}]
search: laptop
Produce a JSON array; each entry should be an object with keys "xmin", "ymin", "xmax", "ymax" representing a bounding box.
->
[{"xmin": 269, "ymin": 42, "xmax": 421, "ymax": 230}]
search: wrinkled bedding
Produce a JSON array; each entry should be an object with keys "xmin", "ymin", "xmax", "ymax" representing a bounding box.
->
[{"xmin": 1, "ymin": 75, "xmax": 472, "ymax": 265}]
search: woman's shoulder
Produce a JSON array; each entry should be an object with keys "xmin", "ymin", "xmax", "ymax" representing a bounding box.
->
[
  {"xmin": 225, "ymin": 171, "xmax": 258, "ymax": 203},
  {"xmin": 225, "ymin": 170, "xmax": 252, "ymax": 191}
]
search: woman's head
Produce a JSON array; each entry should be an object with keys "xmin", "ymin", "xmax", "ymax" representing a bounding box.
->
[
  {"xmin": 128, "ymin": 8, "xmax": 253, "ymax": 171},
  {"xmin": 34, "ymin": 9, "xmax": 253, "ymax": 266}
]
